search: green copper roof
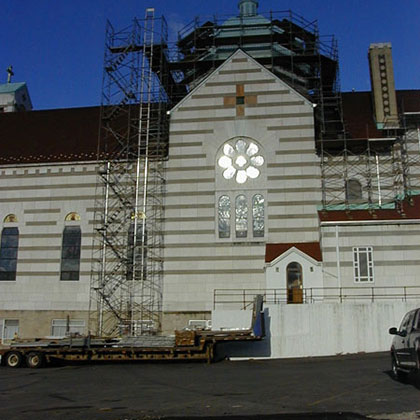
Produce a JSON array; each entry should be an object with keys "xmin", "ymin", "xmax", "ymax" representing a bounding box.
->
[{"xmin": 0, "ymin": 82, "xmax": 26, "ymax": 94}]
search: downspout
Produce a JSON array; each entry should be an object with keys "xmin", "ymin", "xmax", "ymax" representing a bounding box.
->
[
  {"xmin": 376, "ymin": 153, "xmax": 382, "ymax": 207},
  {"xmin": 335, "ymin": 225, "xmax": 341, "ymax": 288}
]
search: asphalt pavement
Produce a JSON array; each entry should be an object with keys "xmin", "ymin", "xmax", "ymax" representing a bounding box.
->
[{"xmin": 1, "ymin": 352, "xmax": 419, "ymax": 420}]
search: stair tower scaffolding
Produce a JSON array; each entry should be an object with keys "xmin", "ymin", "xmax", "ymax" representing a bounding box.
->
[{"xmin": 89, "ymin": 9, "xmax": 169, "ymax": 337}]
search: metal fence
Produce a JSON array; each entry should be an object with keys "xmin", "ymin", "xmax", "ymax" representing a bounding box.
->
[{"xmin": 213, "ymin": 286, "xmax": 420, "ymax": 310}]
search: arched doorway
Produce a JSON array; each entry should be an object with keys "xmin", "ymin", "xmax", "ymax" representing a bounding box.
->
[{"xmin": 287, "ymin": 262, "xmax": 303, "ymax": 304}]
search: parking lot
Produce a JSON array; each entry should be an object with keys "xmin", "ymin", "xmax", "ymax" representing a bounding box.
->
[{"xmin": 0, "ymin": 352, "xmax": 419, "ymax": 420}]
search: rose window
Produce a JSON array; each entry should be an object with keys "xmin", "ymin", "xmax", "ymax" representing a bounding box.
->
[{"xmin": 218, "ymin": 139, "xmax": 264, "ymax": 184}]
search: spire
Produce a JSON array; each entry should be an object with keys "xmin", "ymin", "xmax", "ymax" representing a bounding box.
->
[{"xmin": 239, "ymin": 0, "xmax": 259, "ymax": 17}]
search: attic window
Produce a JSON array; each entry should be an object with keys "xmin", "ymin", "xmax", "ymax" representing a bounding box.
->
[{"xmin": 236, "ymin": 96, "xmax": 245, "ymax": 105}]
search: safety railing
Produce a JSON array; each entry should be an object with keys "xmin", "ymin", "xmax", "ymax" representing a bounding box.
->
[{"xmin": 213, "ymin": 286, "xmax": 420, "ymax": 310}]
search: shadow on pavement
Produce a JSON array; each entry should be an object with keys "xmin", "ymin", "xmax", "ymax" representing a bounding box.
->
[{"xmin": 384, "ymin": 369, "xmax": 420, "ymax": 390}]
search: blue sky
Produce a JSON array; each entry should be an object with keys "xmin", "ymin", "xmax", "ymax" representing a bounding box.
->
[{"xmin": 2, "ymin": 0, "xmax": 419, "ymax": 110}]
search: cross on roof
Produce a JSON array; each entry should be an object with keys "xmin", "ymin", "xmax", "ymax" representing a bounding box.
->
[{"xmin": 7, "ymin": 65, "xmax": 14, "ymax": 83}]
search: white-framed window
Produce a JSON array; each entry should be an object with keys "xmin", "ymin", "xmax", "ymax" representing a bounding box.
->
[
  {"xmin": 353, "ymin": 246, "xmax": 374, "ymax": 283},
  {"xmin": 51, "ymin": 319, "xmax": 85, "ymax": 337},
  {"xmin": 1, "ymin": 319, "xmax": 19, "ymax": 343}
]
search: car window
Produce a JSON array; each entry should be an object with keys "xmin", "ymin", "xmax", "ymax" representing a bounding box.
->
[
  {"xmin": 414, "ymin": 311, "xmax": 420, "ymax": 330},
  {"xmin": 400, "ymin": 312, "xmax": 414, "ymax": 332}
]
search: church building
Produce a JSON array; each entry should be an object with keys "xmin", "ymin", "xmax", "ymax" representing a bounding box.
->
[{"xmin": 1, "ymin": 1, "xmax": 419, "ymax": 346}]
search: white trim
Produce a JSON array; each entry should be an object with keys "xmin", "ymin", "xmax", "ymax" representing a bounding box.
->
[
  {"xmin": 321, "ymin": 219, "xmax": 420, "ymax": 227},
  {"xmin": 352, "ymin": 246, "xmax": 374, "ymax": 283}
]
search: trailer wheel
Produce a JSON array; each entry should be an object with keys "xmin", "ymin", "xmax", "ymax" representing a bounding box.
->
[
  {"xmin": 26, "ymin": 352, "xmax": 45, "ymax": 369},
  {"xmin": 5, "ymin": 351, "xmax": 23, "ymax": 368}
]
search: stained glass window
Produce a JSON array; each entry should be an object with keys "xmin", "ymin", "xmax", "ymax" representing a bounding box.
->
[
  {"xmin": 65, "ymin": 212, "xmax": 81, "ymax": 221},
  {"xmin": 60, "ymin": 226, "xmax": 81, "ymax": 281},
  {"xmin": 252, "ymin": 194, "xmax": 265, "ymax": 237},
  {"xmin": 218, "ymin": 138, "xmax": 264, "ymax": 184},
  {"xmin": 218, "ymin": 196, "xmax": 231, "ymax": 238},
  {"xmin": 0, "ymin": 227, "xmax": 19, "ymax": 281},
  {"xmin": 3, "ymin": 214, "xmax": 17, "ymax": 223},
  {"xmin": 235, "ymin": 195, "xmax": 248, "ymax": 238}
]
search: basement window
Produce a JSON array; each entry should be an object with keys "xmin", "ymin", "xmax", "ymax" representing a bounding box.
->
[
  {"xmin": 353, "ymin": 247, "xmax": 374, "ymax": 283},
  {"xmin": 51, "ymin": 319, "xmax": 85, "ymax": 337}
]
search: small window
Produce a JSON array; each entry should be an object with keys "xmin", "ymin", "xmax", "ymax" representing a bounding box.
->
[
  {"xmin": 235, "ymin": 195, "xmax": 248, "ymax": 238},
  {"xmin": 65, "ymin": 212, "xmax": 81, "ymax": 221},
  {"xmin": 51, "ymin": 319, "xmax": 85, "ymax": 337},
  {"xmin": 2, "ymin": 319, "xmax": 19, "ymax": 342},
  {"xmin": 60, "ymin": 226, "xmax": 81, "ymax": 281},
  {"xmin": 3, "ymin": 214, "xmax": 17, "ymax": 223},
  {"xmin": 353, "ymin": 246, "xmax": 374, "ymax": 282},
  {"xmin": 0, "ymin": 227, "xmax": 19, "ymax": 281},
  {"xmin": 252, "ymin": 194, "xmax": 264, "ymax": 237},
  {"xmin": 236, "ymin": 96, "xmax": 245, "ymax": 105},
  {"xmin": 345, "ymin": 179, "xmax": 362, "ymax": 202},
  {"xmin": 218, "ymin": 195, "xmax": 231, "ymax": 238},
  {"xmin": 286, "ymin": 262, "xmax": 303, "ymax": 304}
]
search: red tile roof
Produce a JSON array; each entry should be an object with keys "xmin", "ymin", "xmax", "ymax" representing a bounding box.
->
[
  {"xmin": 342, "ymin": 90, "xmax": 420, "ymax": 140},
  {"xmin": 0, "ymin": 89, "xmax": 418, "ymax": 165},
  {"xmin": 0, "ymin": 106, "xmax": 101, "ymax": 164},
  {"xmin": 318, "ymin": 194, "xmax": 420, "ymax": 222},
  {"xmin": 265, "ymin": 242, "xmax": 322, "ymax": 263}
]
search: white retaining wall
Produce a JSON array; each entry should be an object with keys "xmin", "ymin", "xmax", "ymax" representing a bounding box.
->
[{"xmin": 212, "ymin": 300, "xmax": 420, "ymax": 359}]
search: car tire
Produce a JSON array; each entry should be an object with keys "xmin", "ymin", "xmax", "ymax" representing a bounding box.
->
[
  {"xmin": 391, "ymin": 355, "xmax": 408, "ymax": 381},
  {"xmin": 5, "ymin": 351, "xmax": 23, "ymax": 368},
  {"xmin": 26, "ymin": 352, "xmax": 45, "ymax": 369}
]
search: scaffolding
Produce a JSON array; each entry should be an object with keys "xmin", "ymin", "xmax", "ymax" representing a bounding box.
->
[
  {"xmin": 89, "ymin": 9, "xmax": 169, "ymax": 337},
  {"xmin": 168, "ymin": 9, "xmax": 344, "ymax": 142},
  {"xmin": 320, "ymin": 109, "xmax": 420, "ymax": 211}
]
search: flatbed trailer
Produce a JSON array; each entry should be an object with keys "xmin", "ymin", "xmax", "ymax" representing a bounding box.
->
[{"xmin": 0, "ymin": 296, "xmax": 264, "ymax": 368}]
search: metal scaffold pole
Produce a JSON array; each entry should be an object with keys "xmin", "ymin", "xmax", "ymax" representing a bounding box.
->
[{"xmin": 89, "ymin": 9, "xmax": 169, "ymax": 337}]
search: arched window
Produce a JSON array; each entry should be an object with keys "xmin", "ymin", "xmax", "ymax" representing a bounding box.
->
[
  {"xmin": 235, "ymin": 195, "xmax": 248, "ymax": 238},
  {"xmin": 3, "ymin": 214, "xmax": 17, "ymax": 223},
  {"xmin": 65, "ymin": 212, "xmax": 81, "ymax": 221},
  {"xmin": 345, "ymin": 179, "xmax": 362, "ymax": 202},
  {"xmin": 127, "ymin": 222, "xmax": 147, "ymax": 281},
  {"xmin": 286, "ymin": 262, "xmax": 303, "ymax": 304},
  {"xmin": 60, "ymin": 226, "xmax": 81, "ymax": 281},
  {"xmin": 252, "ymin": 194, "xmax": 264, "ymax": 237},
  {"xmin": 0, "ymin": 226, "xmax": 19, "ymax": 281},
  {"xmin": 218, "ymin": 195, "xmax": 231, "ymax": 238}
]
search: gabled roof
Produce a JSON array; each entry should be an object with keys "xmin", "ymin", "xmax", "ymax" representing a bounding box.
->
[
  {"xmin": 170, "ymin": 48, "xmax": 313, "ymax": 114},
  {"xmin": 0, "ymin": 82, "xmax": 26, "ymax": 94},
  {"xmin": 265, "ymin": 242, "xmax": 322, "ymax": 263}
]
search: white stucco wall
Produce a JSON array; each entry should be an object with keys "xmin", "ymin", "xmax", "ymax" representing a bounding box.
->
[{"xmin": 212, "ymin": 300, "xmax": 420, "ymax": 359}]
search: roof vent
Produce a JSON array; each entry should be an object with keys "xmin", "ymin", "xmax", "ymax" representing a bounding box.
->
[{"xmin": 239, "ymin": 0, "xmax": 258, "ymax": 17}]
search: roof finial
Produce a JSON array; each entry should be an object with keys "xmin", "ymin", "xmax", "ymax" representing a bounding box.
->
[
  {"xmin": 7, "ymin": 65, "xmax": 14, "ymax": 83},
  {"xmin": 239, "ymin": 0, "xmax": 259, "ymax": 17}
]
